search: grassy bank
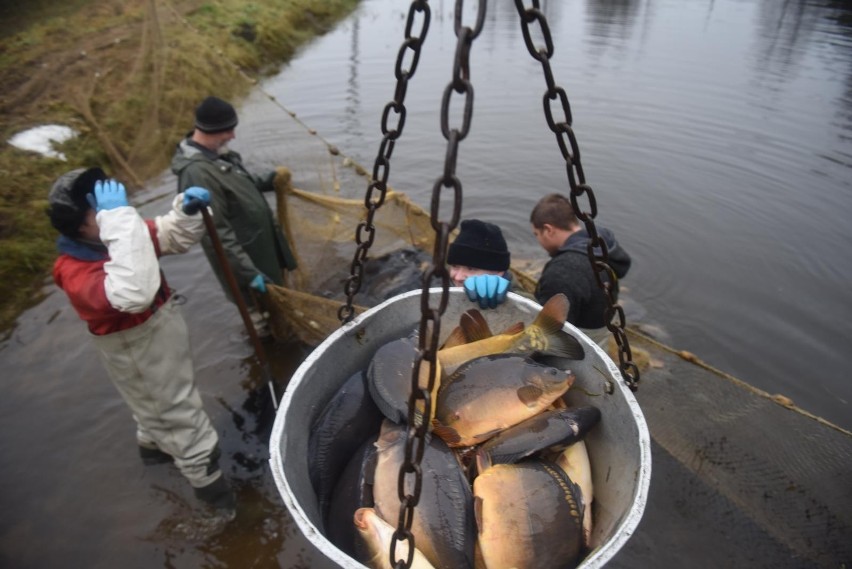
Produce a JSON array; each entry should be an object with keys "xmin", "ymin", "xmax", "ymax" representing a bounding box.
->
[{"xmin": 0, "ymin": 0, "xmax": 359, "ymax": 333}]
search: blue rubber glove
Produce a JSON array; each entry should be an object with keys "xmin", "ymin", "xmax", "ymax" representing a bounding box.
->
[
  {"xmin": 182, "ymin": 186, "xmax": 210, "ymax": 215},
  {"xmin": 86, "ymin": 179, "xmax": 128, "ymax": 211},
  {"xmin": 464, "ymin": 274, "xmax": 509, "ymax": 309},
  {"xmin": 250, "ymin": 274, "xmax": 270, "ymax": 294}
]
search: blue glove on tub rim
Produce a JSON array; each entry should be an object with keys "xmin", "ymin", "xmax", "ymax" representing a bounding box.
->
[{"xmin": 464, "ymin": 274, "xmax": 509, "ymax": 309}]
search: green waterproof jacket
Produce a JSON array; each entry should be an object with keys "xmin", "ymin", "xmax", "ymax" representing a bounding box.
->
[{"xmin": 171, "ymin": 138, "xmax": 297, "ymax": 304}]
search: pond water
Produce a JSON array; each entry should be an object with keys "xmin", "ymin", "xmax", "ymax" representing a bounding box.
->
[{"xmin": 261, "ymin": 0, "xmax": 852, "ymax": 431}]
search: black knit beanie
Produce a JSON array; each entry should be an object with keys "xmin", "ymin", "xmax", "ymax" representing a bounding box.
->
[
  {"xmin": 47, "ymin": 167, "xmax": 107, "ymax": 238},
  {"xmin": 194, "ymin": 96, "xmax": 238, "ymax": 133},
  {"xmin": 447, "ymin": 219, "xmax": 510, "ymax": 272}
]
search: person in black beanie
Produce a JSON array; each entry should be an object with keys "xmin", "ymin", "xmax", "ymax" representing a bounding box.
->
[
  {"xmin": 171, "ymin": 96, "xmax": 297, "ymax": 338},
  {"xmin": 447, "ymin": 219, "xmax": 514, "ymax": 308},
  {"xmin": 530, "ymin": 193, "xmax": 631, "ymax": 348}
]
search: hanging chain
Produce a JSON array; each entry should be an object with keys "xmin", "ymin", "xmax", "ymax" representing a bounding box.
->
[
  {"xmin": 338, "ymin": 1, "xmax": 432, "ymax": 324},
  {"xmin": 513, "ymin": 0, "xmax": 640, "ymax": 392},
  {"xmin": 391, "ymin": 2, "xmax": 485, "ymax": 568}
]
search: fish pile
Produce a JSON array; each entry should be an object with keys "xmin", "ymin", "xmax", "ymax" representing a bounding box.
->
[{"xmin": 308, "ymin": 294, "xmax": 601, "ymax": 569}]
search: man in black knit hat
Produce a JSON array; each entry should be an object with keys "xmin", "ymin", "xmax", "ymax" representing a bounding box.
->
[
  {"xmin": 171, "ymin": 96, "xmax": 297, "ymax": 337},
  {"xmin": 447, "ymin": 219, "xmax": 514, "ymax": 309}
]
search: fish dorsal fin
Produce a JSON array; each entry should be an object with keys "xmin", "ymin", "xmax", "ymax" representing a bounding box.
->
[
  {"xmin": 517, "ymin": 384, "xmax": 544, "ymax": 406},
  {"xmin": 460, "ymin": 309, "xmax": 493, "ymax": 342},
  {"xmin": 441, "ymin": 325, "xmax": 467, "ymax": 350},
  {"xmin": 500, "ymin": 321, "xmax": 525, "ymax": 336}
]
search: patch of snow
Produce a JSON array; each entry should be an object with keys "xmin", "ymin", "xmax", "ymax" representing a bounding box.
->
[{"xmin": 7, "ymin": 125, "xmax": 78, "ymax": 161}]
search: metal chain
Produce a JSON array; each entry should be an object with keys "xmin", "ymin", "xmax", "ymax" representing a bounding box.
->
[
  {"xmin": 513, "ymin": 0, "xmax": 640, "ymax": 391},
  {"xmin": 391, "ymin": 2, "xmax": 485, "ymax": 567},
  {"xmin": 338, "ymin": 1, "xmax": 432, "ymax": 324}
]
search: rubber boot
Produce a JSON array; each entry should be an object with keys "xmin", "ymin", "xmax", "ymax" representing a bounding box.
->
[
  {"xmin": 194, "ymin": 474, "xmax": 237, "ymax": 517},
  {"xmin": 138, "ymin": 442, "xmax": 173, "ymax": 465}
]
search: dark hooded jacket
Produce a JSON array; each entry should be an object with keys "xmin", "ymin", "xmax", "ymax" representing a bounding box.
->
[
  {"xmin": 171, "ymin": 138, "xmax": 296, "ymax": 304},
  {"xmin": 534, "ymin": 226, "xmax": 631, "ymax": 329}
]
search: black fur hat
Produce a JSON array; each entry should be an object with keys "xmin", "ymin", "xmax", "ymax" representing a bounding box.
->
[
  {"xmin": 447, "ymin": 219, "xmax": 510, "ymax": 272},
  {"xmin": 47, "ymin": 167, "xmax": 107, "ymax": 238}
]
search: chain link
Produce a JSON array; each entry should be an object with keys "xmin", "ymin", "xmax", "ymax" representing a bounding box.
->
[
  {"xmin": 338, "ymin": 1, "xmax": 431, "ymax": 324},
  {"xmin": 391, "ymin": 2, "xmax": 484, "ymax": 567},
  {"xmin": 514, "ymin": 0, "xmax": 640, "ymax": 391}
]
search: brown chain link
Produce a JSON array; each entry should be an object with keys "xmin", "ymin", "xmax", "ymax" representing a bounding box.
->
[
  {"xmin": 513, "ymin": 0, "xmax": 640, "ymax": 391},
  {"xmin": 390, "ymin": 3, "xmax": 485, "ymax": 567},
  {"xmin": 338, "ymin": 1, "xmax": 431, "ymax": 324}
]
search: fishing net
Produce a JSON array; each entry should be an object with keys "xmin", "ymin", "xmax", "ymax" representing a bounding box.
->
[{"xmin": 246, "ymin": 92, "xmax": 851, "ymax": 566}]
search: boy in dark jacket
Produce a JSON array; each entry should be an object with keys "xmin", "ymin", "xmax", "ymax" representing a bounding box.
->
[{"xmin": 530, "ymin": 193, "xmax": 631, "ymax": 348}]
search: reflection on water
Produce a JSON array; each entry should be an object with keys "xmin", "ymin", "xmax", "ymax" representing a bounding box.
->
[{"xmin": 262, "ymin": 0, "xmax": 852, "ymax": 432}]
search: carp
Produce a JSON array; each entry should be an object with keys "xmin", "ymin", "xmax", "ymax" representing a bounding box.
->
[
  {"xmin": 372, "ymin": 420, "xmax": 475, "ymax": 569},
  {"xmin": 353, "ymin": 507, "xmax": 437, "ymax": 569},
  {"xmin": 367, "ymin": 333, "xmax": 441, "ymax": 425},
  {"xmin": 555, "ymin": 440, "xmax": 595, "ymax": 549},
  {"xmin": 474, "ymin": 461, "xmax": 584, "ymax": 569},
  {"xmin": 437, "ymin": 293, "xmax": 584, "ymax": 377},
  {"xmin": 308, "ymin": 370, "xmax": 383, "ymax": 527},
  {"xmin": 433, "ymin": 354, "xmax": 575, "ymax": 448},
  {"xmin": 476, "ymin": 406, "xmax": 601, "ymax": 470}
]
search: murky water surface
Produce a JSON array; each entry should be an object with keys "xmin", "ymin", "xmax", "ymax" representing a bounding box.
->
[{"xmin": 2, "ymin": 0, "xmax": 851, "ymax": 567}]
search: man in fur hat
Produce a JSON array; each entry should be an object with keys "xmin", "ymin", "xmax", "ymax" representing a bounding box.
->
[{"xmin": 48, "ymin": 168, "xmax": 236, "ymax": 517}]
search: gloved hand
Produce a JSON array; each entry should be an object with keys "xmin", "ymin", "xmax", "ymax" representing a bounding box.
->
[
  {"xmin": 464, "ymin": 274, "xmax": 509, "ymax": 309},
  {"xmin": 182, "ymin": 186, "xmax": 211, "ymax": 215},
  {"xmin": 250, "ymin": 274, "xmax": 271, "ymax": 294},
  {"xmin": 86, "ymin": 179, "xmax": 128, "ymax": 212}
]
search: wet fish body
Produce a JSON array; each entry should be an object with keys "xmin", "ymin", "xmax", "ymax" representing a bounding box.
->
[
  {"xmin": 372, "ymin": 420, "xmax": 475, "ymax": 569},
  {"xmin": 326, "ymin": 434, "xmax": 379, "ymax": 558},
  {"xmin": 433, "ymin": 354, "xmax": 575, "ymax": 448},
  {"xmin": 555, "ymin": 440, "xmax": 594, "ymax": 549},
  {"xmin": 437, "ymin": 293, "xmax": 584, "ymax": 377},
  {"xmin": 353, "ymin": 507, "xmax": 437, "ymax": 569},
  {"xmin": 308, "ymin": 370, "xmax": 383, "ymax": 528},
  {"xmin": 474, "ymin": 461, "xmax": 584, "ymax": 569},
  {"xmin": 477, "ymin": 406, "xmax": 601, "ymax": 468},
  {"xmin": 367, "ymin": 334, "xmax": 441, "ymax": 425}
]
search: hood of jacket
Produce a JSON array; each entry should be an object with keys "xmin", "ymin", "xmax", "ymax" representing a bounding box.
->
[
  {"xmin": 558, "ymin": 226, "xmax": 631, "ymax": 278},
  {"xmin": 171, "ymin": 138, "xmax": 215, "ymax": 176}
]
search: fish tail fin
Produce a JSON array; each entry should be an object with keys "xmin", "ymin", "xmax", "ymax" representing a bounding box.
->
[
  {"xmin": 546, "ymin": 330, "xmax": 585, "ymax": 360},
  {"xmin": 500, "ymin": 321, "xmax": 525, "ymax": 336},
  {"xmin": 441, "ymin": 325, "xmax": 467, "ymax": 349},
  {"xmin": 529, "ymin": 294, "xmax": 585, "ymax": 359},
  {"xmin": 531, "ymin": 293, "xmax": 570, "ymax": 335}
]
